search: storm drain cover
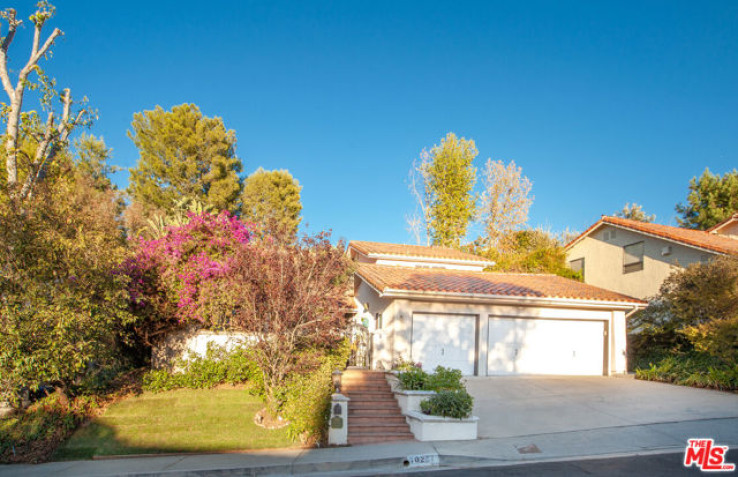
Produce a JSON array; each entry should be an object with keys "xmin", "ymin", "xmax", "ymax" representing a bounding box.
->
[{"xmin": 516, "ymin": 444, "xmax": 542, "ymax": 454}]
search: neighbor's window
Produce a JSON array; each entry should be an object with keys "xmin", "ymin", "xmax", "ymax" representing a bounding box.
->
[
  {"xmin": 623, "ymin": 241, "xmax": 644, "ymax": 273},
  {"xmin": 375, "ymin": 312, "xmax": 383, "ymax": 329},
  {"xmin": 569, "ymin": 257, "xmax": 585, "ymax": 279}
]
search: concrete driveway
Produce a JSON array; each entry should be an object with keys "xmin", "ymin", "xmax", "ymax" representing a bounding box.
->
[{"xmin": 465, "ymin": 375, "xmax": 738, "ymax": 439}]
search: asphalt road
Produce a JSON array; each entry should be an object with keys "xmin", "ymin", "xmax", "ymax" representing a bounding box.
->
[{"xmin": 375, "ymin": 450, "xmax": 738, "ymax": 477}]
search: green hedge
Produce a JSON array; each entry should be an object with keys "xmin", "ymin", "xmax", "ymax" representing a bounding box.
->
[
  {"xmin": 142, "ymin": 344, "xmax": 262, "ymax": 393},
  {"xmin": 635, "ymin": 352, "xmax": 738, "ymax": 391},
  {"xmin": 279, "ymin": 340, "xmax": 351, "ymax": 443}
]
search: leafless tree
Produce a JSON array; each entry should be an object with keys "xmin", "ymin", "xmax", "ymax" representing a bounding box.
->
[
  {"xmin": 0, "ymin": 3, "xmax": 88, "ymax": 200},
  {"xmin": 478, "ymin": 159, "xmax": 533, "ymax": 248},
  {"xmin": 405, "ymin": 151, "xmax": 432, "ymax": 245}
]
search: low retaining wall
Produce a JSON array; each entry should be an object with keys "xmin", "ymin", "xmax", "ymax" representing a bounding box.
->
[{"xmin": 405, "ymin": 410, "xmax": 479, "ymax": 441}]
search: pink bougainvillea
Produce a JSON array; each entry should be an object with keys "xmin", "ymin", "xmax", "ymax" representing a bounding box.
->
[{"xmin": 123, "ymin": 211, "xmax": 252, "ymax": 327}]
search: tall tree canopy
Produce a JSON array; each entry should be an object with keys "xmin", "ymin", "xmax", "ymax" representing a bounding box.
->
[
  {"xmin": 241, "ymin": 168, "xmax": 302, "ymax": 237},
  {"xmin": 410, "ymin": 133, "xmax": 477, "ymax": 248},
  {"xmin": 128, "ymin": 104, "xmax": 243, "ymax": 215},
  {"xmin": 614, "ymin": 202, "xmax": 655, "ymax": 223},
  {"xmin": 74, "ymin": 133, "xmax": 118, "ymax": 191},
  {"xmin": 478, "ymin": 159, "xmax": 533, "ymax": 247},
  {"xmin": 676, "ymin": 168, "xmax": 738, "ymax": 230}
]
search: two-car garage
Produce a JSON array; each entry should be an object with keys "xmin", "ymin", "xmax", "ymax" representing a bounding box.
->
[
  {"xmin": 353, "ymin": 259, "xmax": 642, "ymax": 377},
  {"xmin": 410, "ymin": 312, "xmax": 608, "ymax": 376}
]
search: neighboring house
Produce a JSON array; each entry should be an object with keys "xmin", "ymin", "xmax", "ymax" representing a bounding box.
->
[
  {"xmin": 708, "ymin": 213, "xmax": 738, "ymax": 239},
  {"xmin": 348, "ymin": 240, "xmax": 644, "ymax": 377},
  {"xmin": 565, "ymin": 215, "xmax": 738, "ymax": 300}
]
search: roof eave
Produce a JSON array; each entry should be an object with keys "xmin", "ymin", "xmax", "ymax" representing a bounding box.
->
[
  {"xmin": 566, "ymin": 219, "xmax": 729, "ymax": 256},
  {"xmin": 380, "ymin": 288, "xmax": 646, "ymax": 310},
  {"xmin": 365, "ymin": 252, "xmax": 494, "ymax": 267}
]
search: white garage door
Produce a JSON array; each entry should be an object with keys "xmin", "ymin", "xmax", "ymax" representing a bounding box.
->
[
  {"xmin": 412, "ymin": 313, "xmax": 476, "ymax": 375},
  {"xmin": 487, "ymin": 317, "xmax": 605, "ymax": 376}
]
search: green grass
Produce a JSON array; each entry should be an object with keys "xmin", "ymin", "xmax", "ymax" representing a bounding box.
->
[{"xmin": 54, "ymin": 388, "xmax": 296, "ymax": 460}]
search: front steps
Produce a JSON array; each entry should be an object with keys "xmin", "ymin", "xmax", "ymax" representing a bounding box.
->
[{"xmin": 341, "ymin": 369, "xmax": 415, "ymax": 446}]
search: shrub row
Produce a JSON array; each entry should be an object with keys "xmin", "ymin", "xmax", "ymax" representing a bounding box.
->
[
  {"xmin": 142, "ymin": 345, "xmax": 262, "ymax": 393},
  {"xmin": 634, "ymin": 352, "xmax": 738, "ymax": 391}
]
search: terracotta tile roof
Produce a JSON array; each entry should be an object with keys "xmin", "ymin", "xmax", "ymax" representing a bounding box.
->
[
  {"xmin": 566, "ymin": 216, "xmax": 738, "ymax": 256},
  {"xmin": 349, "ymin": 240, "xmax": 493, "ymax": 263},
  {"xmin": 356, "ymin": 263, "xmax": 644, "ymax": 305}
]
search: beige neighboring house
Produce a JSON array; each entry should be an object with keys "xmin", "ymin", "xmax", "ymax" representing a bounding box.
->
[
  {"xmin": 565, "ymin": 215, "xmax": 738, "ymax": 300},
  {"xmin": 348, "ymin": 240, "xmax": 644, "ymax": 377}
]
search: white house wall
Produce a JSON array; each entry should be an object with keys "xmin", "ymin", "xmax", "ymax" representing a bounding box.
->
[
  {"xmin": 567, "ymin": 225, "xmax": 715, "ymax": 299},
  {"xmin": 353, "ymin": 280, "xmax": 397, "ymax": 369},
  {"xmin": 375, "ymin": 298, "xmax": 627, "ymax": 376}
]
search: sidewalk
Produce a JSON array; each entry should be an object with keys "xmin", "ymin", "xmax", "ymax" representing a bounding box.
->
[{"xmin": 3, "ymin": 417, "xmax": 737, "ymax": 476}]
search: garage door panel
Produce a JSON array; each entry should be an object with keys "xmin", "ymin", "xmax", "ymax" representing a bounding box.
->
[
  {"xmin": 412, "ymin": 313, "xmax": 476, "ymax": 375},
  {"xmin": 487, "ymin": 317, "xmax": 604, "ymax": 376}
]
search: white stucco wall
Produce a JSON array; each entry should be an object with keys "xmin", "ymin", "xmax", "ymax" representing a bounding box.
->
[
  {"xmin": 566, "ymin": 224, "xmax": 717, "ymax": 299},
  {"xmin": 152, "ymin": 327, "xmax": 254, "ymax": 370},
  {"xmin": 354, "ymin": 279, "xmax": 397, "ymax": 370}
]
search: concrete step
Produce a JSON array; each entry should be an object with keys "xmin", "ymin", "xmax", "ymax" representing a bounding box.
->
[
  {"xmin": 349, "ymin": 401, "xmax": 401, "ymax": 410},
  {"xmin": 341, "ymin": 378, "xmax": 388, "ymax": 385},
  {"xmin": 343, "ymin": 390, "xmax": 394, "ymax": 396},
  {"xmin": 349, "ymin": 424, "xmax": 411, "ymax": 434},
  {"xmin": 348, "ymin": 394, "xmax": 397, "ymax": 407},
  {"xmin": 349, "ymin": 408, "xmax": 404, "ymax": 417},
  {"xmin": 348, "ymin": 433, "xmax": 415, "ymax": 445},
  {"xmin": 349, "ymin": 416, "xmax": 408, "ymax": 426}
]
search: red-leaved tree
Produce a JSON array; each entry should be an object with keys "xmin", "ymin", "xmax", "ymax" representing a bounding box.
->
[{"xmin": 228, "ymin": 232, "xmax": 353, "ymax": 415}]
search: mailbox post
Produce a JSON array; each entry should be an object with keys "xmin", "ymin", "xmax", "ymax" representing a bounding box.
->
[{"xmin": 328, "ymin": 393, "xmax": 350, "ymax": 446}]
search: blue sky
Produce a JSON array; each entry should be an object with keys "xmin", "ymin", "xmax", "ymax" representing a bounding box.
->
[{"xmin": 10, "ymin": 0, "xmax": 738, "ymax": 243}]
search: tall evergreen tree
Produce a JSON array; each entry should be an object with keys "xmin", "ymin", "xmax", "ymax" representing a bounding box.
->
[
  {"xmin": 676, "ymin": 168, "xmax": 738, "ymax": 230},
  {"xmin": 128, "ymin": 104, "xmax": 243, "ymax": 214},
  {"xmin": 423, "ymin": 133, "xmax": 477, "ymax": 248},
  {"xmin": 241, "ymin": 168, "xmax": 302, "ymax": 237}
]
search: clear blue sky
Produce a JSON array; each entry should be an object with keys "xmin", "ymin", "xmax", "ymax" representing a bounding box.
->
[{"xmin": 12, "ymin": 0, "xmax": 738, "ymax": 243}]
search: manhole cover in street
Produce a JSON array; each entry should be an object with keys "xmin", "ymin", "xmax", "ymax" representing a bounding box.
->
[{"xmin": 516, "ymin": 444, "xmax": 542, "ymax": 454}]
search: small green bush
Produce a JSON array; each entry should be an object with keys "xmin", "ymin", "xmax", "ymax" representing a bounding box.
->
[
  {"xmin": 420, "ymin": 390, "xmax": 474, "ymax": 419},
  {"xmin": 393, "ymin": 359, "xmax": 421, "ymax": 372},
  {"xmin": 635, "ymin": 352, "xmax": 738, "ymax": 391},
  {"xmin": 142, "ymin": 344, "xmax": 262, "ymax": 393},
  {"xmin": 398, "ymin": 367, "xmax": 429, "ymax": 390},
  {"xmin": 425, "ymin": 366, "xmax": 464, "ymax": 391}
]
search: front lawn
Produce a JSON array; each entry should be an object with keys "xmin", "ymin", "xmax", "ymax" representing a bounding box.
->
[{"xmin": 55, "ymin": 387, "xmax": 297, "ymax": 460}]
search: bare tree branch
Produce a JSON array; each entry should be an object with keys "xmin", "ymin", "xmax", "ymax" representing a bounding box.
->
[{"xmin": 0, "ymin": 9, "xmax": 19, "ymax": 99}]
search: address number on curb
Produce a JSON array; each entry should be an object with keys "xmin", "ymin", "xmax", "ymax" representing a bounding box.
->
[{"xmin": 404, "ymin": 454, "xmax": 440, "ymax": 468}]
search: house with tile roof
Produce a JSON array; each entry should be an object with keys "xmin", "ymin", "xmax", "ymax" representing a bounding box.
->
[
  {"xmin": 348, "ymin": 241, "xmax": 645, "ymax": 377},
  {"xmin": 565, "ymin": 215, "xmax": 738, "ymax": 300}
]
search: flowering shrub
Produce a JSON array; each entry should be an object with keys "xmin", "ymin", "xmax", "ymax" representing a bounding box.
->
[{"xmin": 123, "ymin": 211, "xmax": 252, "ymax": 339}]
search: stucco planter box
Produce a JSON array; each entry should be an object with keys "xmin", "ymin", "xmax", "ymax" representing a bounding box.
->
[
  {"xmin": 394, "ymin": 390, "xmax": 437, "ymax": 414},
  {"xmin": 405, "ymin": 410, "xmax": 478, "ymax": 441}
]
